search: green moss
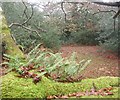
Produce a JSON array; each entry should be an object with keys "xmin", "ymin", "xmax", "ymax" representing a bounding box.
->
[
  {"xmin": 2, "ymin": 28, "xmax": 10, "ymax": 33},
  {"xmin": 1, "ymin": 72, "xmax": 119, "ymax": 98},
  {"xmin": 0, "ymin": 11, "xmax": 24, "ymax": 58}
]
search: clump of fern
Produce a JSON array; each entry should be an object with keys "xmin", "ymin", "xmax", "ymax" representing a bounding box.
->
[{"xmin": 1, "ymin": 44, "xmax": 91, "ymax": 82}]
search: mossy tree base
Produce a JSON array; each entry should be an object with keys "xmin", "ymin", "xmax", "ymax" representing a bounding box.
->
[{"xmin": 0, "ymin": 9, "xmax": 24, "ymax": 58}]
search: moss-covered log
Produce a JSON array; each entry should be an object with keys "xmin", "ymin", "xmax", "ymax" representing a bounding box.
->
[
  {"xmin": 1, "ymin": 72, "xmax": 119, "ymax": 98},
  {"xmin": 0, "ymin": 8, "xmax": 24, "ymax": 58}
]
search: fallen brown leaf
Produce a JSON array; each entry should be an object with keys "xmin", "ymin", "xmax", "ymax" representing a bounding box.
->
[
  {"xmin": 76, "ymin": 92, "xmax": 84, "ymax": 97},
  {"xmin": 47, "ymin": 96, "xmax": 54, "ymax": 99},
  {"xmin": 68, "ymin": 93, "xmax": 76, "ymax": 97},
  {"xmin": 60, "ymin": 95, "xmax": 69, "ymax": 99}
]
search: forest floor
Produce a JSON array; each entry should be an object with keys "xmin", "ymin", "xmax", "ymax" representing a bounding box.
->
[
  {"xmin": 0, "ymin": 45, "xmax": 119, "ymax": 78},
  {"xmin": 1, "ymin": 45, "xmax": 119, "ymax": 98},
  {"xmin": 60, "ymin": 45, "xmax": 119, "ymax": 79}
]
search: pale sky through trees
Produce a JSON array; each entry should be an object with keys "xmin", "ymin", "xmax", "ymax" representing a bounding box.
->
[
  {"xmin": 1, "ymin": 0, "xmax": 119, "ymax": 2},
  {"xmin": 27, "ymin": 0, "xmax": 120, "ymax": 3},
  {"xmin": 26, "ymin": 0, "xmax": 119, "ymax": 11}
]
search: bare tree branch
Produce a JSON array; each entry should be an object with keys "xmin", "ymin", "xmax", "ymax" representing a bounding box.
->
[
  {"xmin": 113, "ymin": 8, "xmax": 120, "ymax": 19},
  {"xmin": 11, "ymin": 34, "xmax": 17, "ymax": 44},
  {"xmin": 9, "ymin": 23, "xmax": 41, "ymax": 37},
  {"xmin": 22, "ymin": 0, "xmax": 28, "ymax": 19},
  {"xmin": 60, "ymin": 2, "xmax": 82, "ymax": 22},
  {"xmin": 93, "ymin": 2, "xmax": 120, "ymax": 7},
  {"xmin": 61, "ymin": 2, "xmax": 67, "ymax": 22},
  {"xmin": 93, "ymin": 9, "xmax": 118, "ymax": 31},
  {"xmin": 7, "ymin": 2, "xmax": 49, "ymax": 38},
  {"xmin": 21, "ymin": 2, "xmax": 34, "ymax": 25},
  {"xmin": 93, "ymin": 9, "xmax": 116, "ymax": 15},
  {"xmin": 9, "ymin": 1, "xmax": 34, "ymax": 28},
  {"xmin": 114, "ymin": 18, "xmax": 116, "ymax": 31}
]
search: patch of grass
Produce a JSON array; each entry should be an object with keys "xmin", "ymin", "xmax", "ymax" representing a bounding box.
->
[{"xmin": 1, "ymin": 72, "xmax": 119, "ymax": 98}]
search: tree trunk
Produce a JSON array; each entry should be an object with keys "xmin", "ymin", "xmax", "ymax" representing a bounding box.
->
[{"xmin": 0, "ymin": 8, "xmax": 24, "ymax": 58}]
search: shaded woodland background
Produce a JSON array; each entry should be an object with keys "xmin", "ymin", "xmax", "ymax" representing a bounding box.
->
[{"xmin": 1, "ymin": 1, "xmax": 119, "ymax": 54}]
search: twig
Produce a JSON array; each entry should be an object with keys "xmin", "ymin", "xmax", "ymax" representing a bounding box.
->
[
  {"xmin": 93, "ymin": 2, "xmax": 120, "ymax": 7},
  {"xmin": 114, "ymin": 19, "xmax": 116, "ymax": 31},
  {"xmin": 113, "ymin": 9, "xmax": 120, "ymax": 19},
  {"xmin": 11, "ymin": 34, "xmax": 17, "ymax": 44},
  {"xmin": 9, "ymin": 23, "xmax": 41, "ymax": 37},
  {"xmin": 22, "ymin": 0, "xmax": 28, "ymax": 19},
  {"xmin": 93, "ymin": 9, "xmax": 116, "ymax": 15},
  {"xmin": 61, "ymin": 2, "xmax": 67, "ymax": 22},
  {"xmin": 22, "ymin": 4, "xmax": 34, "ymax": 25}
]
